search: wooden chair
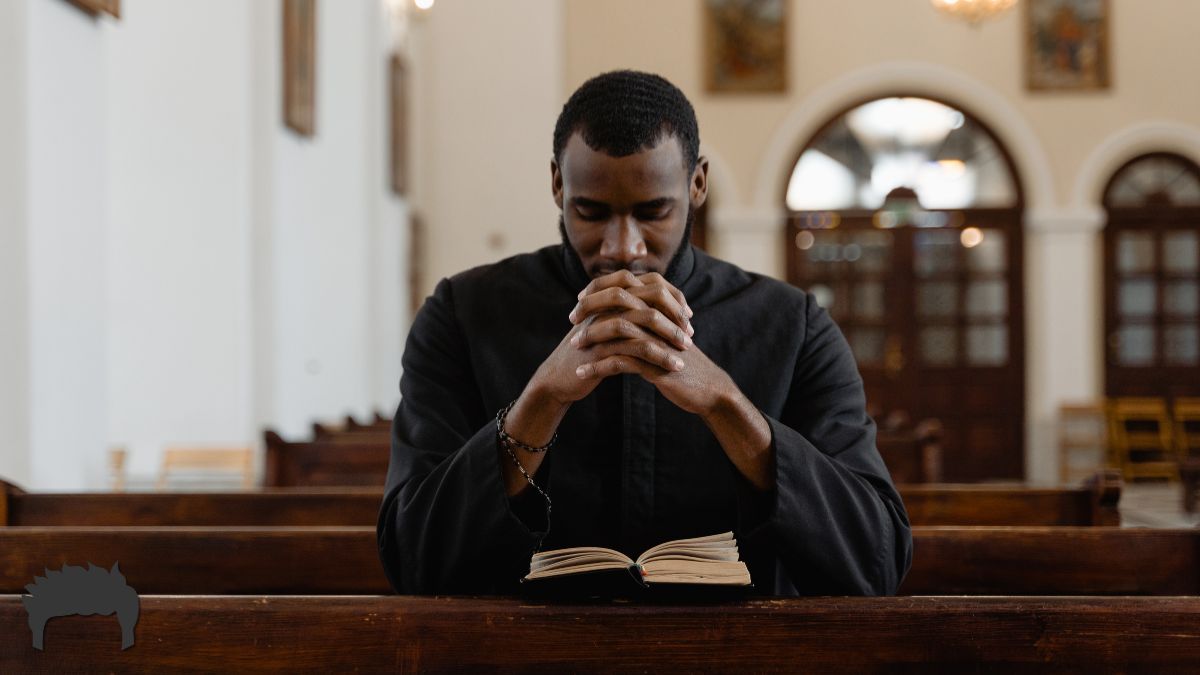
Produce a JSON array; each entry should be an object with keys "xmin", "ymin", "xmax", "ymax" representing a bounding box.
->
[
  {"xmin": 1106, "ymin": 398, "xmax": 1177, "ymax": 481},
  {"xmin": 1057, "ymin": 402, "xmax": 1107, "ymax": 484},
  {"xmin": 156, "ymin": 447, "xmax": 255, "ymax": 491},
  {"xmin": 108, "ymin": 446, "xmax": 128, "ymax": 492},
  {"xmin": 1173, "ymin": 398, "xmax": 1200, "ymax": 512}
]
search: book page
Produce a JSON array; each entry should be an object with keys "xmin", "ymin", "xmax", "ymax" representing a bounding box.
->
[
  {"xmin": 640, "ymin": 559, "xmax": 752, "ymax": 586},
  {"xmin": 528, "ymin": 546, "xmax": 633, "ymax": 578},
  {"xmin": 637, "ymin": 531, "xmax": 737, "ymax": 565},
  {"xmin": 524, "ymin": 560, "xmax": 631, "ymax": 581}
]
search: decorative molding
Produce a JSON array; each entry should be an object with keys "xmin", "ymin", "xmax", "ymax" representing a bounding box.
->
[
  {"xmin": 1071, "ymin": 120, "xmax": 1200, "ymax": 209},
  {"xmin": 752, "ymin": 61, "xmax": 1057, "ymax": 212}
]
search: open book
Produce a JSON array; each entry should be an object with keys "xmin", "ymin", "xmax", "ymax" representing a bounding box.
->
[{"xmin": 522, "ymin": 531, "xmax": 752, "ymax": 594}]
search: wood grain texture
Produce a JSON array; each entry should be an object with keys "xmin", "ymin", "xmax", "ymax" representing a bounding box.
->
[
  {"xmin": 0, "ymin": 526, "xmax": 390, "ymax": 594},
  {"xmin": 1, "ymin": 526, "xmax": 1196, "ymax": 596},
  {"xmin": 263, "ymin": 431, "xmax": 389, "ymax": 487},
  {"xmin": 7, "ymin": 488, "xmax": 382, "ymax": 526},
  {"xmin": 900, "ymin": 527, "xmax": 1200, "ymax": 595},
  {"xmin": 2, "ymin": 480, "xmax": 1117, "ymax": 526},
  {"xmin": 2, "ymin": 595, "xmax": 1199, "ymax": 673}
]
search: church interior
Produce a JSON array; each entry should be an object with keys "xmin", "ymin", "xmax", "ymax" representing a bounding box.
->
[{"xmin": 2, "ymin": 0, "xmax": 1199, "ymax": 670}]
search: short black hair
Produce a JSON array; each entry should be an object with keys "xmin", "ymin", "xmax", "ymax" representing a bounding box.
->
[{"xmin": 553, "ymin": 70, "xmax": 700, "ymax": 172}]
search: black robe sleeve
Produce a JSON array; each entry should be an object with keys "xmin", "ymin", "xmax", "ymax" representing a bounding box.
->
[
  {"xmin": 376, "ymin": 278, "xmax": 543, "ymax": 594},
  {"xmin": 737, "ymin": 293, "xmax": 913, "ymax": 595}
]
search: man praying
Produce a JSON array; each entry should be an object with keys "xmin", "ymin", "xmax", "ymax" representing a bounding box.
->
[{"xmin": 377, "ymin": 70, "xmax": 912, "ymax": 596}]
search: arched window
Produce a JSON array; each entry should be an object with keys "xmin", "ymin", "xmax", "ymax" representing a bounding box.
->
[
  {"xmin": 1103, "ymin": 152, "xmax": 1200, "ymax": 399},
  {"xmin": 785, "ymin": 96, "xmax": 1025, "ymax": 481}
]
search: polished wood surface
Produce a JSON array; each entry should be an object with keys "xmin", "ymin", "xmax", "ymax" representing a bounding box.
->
[
  {"xmin": 262, "ymin": 430, "xmax": 389, "ymax": 487},
  {"xmin": 0, "ymin": 526, "xmax": 1194, "ymax": 596},
  {"xmin": 2, "ymin": 595, "xmax": 1199, "ymax": 673},
  {"xmin": 1, "ymin": 484, "xmax": 382, "ymax": 526},
  {"xmin": 900, "ymin": 469, "xmax": 1121, "ymax": 526},
  {"xmin": 0, "ymin": 476, "xmax": 1119, "ymax": 526},
  {"xmin": 0, "ymin": 527, "xmax": 387, "ymax": 594}
]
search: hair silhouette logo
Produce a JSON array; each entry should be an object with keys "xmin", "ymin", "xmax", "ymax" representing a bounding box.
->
[{"xmin": 21, "ymin": 562, "xmax": 140, "ymax": 650}]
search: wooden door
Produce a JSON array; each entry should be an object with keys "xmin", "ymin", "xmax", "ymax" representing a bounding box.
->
[
  {"xmin": 788, "ymin": 207, "xmax": 1024, "ymax": 480},
  {"xmin": 1103, "ymin": 153, "xmax": 1200, "ymax": 400}
]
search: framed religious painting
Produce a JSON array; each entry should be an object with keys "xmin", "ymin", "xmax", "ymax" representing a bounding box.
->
[
  {"xmin": 283, "ymin": 0, "xmax": 317, "ymax": 136},
  {"xmin": 703, "ymin": 0, "xmax": 787, "ymax": 93},
  {"xmin": 67, "ymin": 0, "xmax": 120, "ymax": 18},
  {"xmin": 390, "ymin": 54, "xmax": 408, "ymax": 196},
  {"xmin": 1025, "ymin": 0, "xmax": 1111, "ymax": 91}
]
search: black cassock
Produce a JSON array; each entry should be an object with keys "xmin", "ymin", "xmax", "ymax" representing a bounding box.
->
[{"xmin": 377, "ymin": 243, "xmax": 912, "ymax": 595}]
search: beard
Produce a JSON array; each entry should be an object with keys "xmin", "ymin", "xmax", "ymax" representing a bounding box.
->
[{"xmin": 558, "ymin": 206, "xmax": 694, "ymax": 281}]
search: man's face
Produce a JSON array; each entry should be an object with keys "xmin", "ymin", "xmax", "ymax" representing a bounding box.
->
[{"xmin": 553, "ymin": 132, "xmax": 707, "ymax": 279}]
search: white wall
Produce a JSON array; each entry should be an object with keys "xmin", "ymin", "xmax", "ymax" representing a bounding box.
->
[
  {"xmin": 415, "ymin": 0, "xmax": 563, "ymax": 293},
  {"xmin": 258, "ymin": 0, "xmax": 407, "ymax": 439},
  {"xmin": 2, "ymin": 0, "xmax": 407, "ymax": 489},
  {"xmin": 0, "ymin": 0, "xmax": 31, "ymax": 487},
  {"xmin": 25, "ymin": 0, "xmax": 109, "ymax": 490},
  {"xmin": 104, "ymin": 0, "xmax": 254, "ymax": 480}
]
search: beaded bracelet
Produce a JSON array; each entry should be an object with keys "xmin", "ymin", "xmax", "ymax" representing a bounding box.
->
[
  {"xmin": 495, "ymin": 399, "xmax": 558, "ymax": 453},
  {"xmin": 499, "ymin": 437, "xmax": 553, "ymax": 520},
  {"xmin": 496, "ymin": 400, "xmax": 553, "ymax": 551}
]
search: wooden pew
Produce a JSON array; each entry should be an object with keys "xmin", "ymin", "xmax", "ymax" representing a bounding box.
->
[
  {"xmin": 272, "ymin": 418, "xmax": 946, "ymax": 488},
  {"xmin": 0, "ymin": 476, "xmax": 1120, "ymax": 527},
  {"xmin": 900, "ymin": 469, "xmax": 1122, "ymax": 526},
  {"xmin": 3, "ymin": 595, "xmax": 1199, "ymax": 673},
  {"xmin": 877, "ymin": 418, "xmax": 944, "ymax": 483},
  {"xmin": 0, "ymin": 481, "xmax": 382, "ymax": 526},
  {"xmin": 262, "ymin": 431, "xmax": 389, "ymax": 487},
  {"xmin": 0, "ymin": 526, "xmax": 1194, "ymax": 595}
]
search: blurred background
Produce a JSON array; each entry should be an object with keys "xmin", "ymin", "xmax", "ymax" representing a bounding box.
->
[{"xmin": 1, "ymin": 0, "xmax": 1198, "ymax": 493}]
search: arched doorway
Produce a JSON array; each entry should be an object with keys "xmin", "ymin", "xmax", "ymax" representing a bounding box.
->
[
  {"xmin": 1103, "ymin": 152, "xmax": 1200, "ymax": 399},
  {"xmin": 784, "ymin": 96, "xmax": 1025, "ymax": 481}
]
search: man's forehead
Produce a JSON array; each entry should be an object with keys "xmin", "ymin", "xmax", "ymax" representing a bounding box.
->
[{"xmin": 560, "ymin": 133, "xmax": 688, "ymax": 191}]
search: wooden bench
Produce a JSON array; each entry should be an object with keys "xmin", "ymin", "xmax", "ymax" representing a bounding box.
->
[
  {"xmin": 268, "ymin": 420, "xmax": 946, "ymax": 488},
  {"xmin": 2, "ymin": 595, "xmax": 1198, "ymax": 673},
  {"xmin": 877, "ymin": 418, "xmax": 943, "ymax": 483},
  {"xmin": 0, "ymin": 475, "xmax": 1120, "ymax": 527},
  {"xmin": 262, "ymin": 431, "xmax": 389, "ymax": 487},
  {"xmin": 0, "ymin": 481, "xmax": 382, "ymax": 526},
  {"xmin": 0, "ymin": 526, "xmax": 1193, "ymax": 595},
  {"xmin": 900, "ymin": 469, "xmax": 1121, "ymax": 526}
]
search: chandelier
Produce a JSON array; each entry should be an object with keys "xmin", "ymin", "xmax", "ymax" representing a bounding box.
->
[{"xmin": 930, "ymin": 0, "xmax": 1018, "ymax": 25}]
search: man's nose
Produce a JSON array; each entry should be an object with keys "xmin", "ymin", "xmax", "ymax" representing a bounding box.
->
[{"xmin": 599, "ymin": 216, "xmax": 647, "ymax": 263}]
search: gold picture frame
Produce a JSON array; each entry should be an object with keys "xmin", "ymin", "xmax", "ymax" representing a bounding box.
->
[
  {"xmin": 283, "ymin": 0, "xmax": 317, "ymax": 136},
  {"xmin": 1025, "ymin": 0, "xmax": 1111, "ymax": 91},
  {"xmin": 703, "ymin": 0, "xmax": 787, "ymax": 94},
  {"xmin": 390, "ymin": 55, "xmax": 408, "ymax": 196},
  {"xmin": 67, "ymin": 0, "xmax": 120, "ymax": 19}
]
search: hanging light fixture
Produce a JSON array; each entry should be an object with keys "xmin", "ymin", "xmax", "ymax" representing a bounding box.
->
[{"xmin": 930, "ymin": 0, "xmax": 1018, "ymax": 25}]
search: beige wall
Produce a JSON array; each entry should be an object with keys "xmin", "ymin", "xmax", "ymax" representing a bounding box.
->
[
  {"xmin": 413, "ymin": 0, "xmax": 563, "ymax": 294},
  {"xmin": 558, "ymin": 0, "xmax": 1200, "ymax": 483},
  {"xmin": 565, "ymin": 0, "xmax": 1200, "ymax": 211}
]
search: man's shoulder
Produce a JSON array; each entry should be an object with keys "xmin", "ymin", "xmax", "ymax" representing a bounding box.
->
[
  {"xmin": 694, "ymin": 249, "xmax": 811, "ymax": 312},
  {"xmin": 441, "ymin": 245, "xmax": 567, "ymax": 299}
]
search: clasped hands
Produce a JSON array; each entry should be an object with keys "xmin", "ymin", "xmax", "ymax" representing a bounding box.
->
[{"xmin": 536, "ymin": 270, "xmax": 735, "ymax": 416}]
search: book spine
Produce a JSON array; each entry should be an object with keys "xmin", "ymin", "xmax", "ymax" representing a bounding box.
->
[{"xmin": 626, "ymin": 563, "xmax": 649, "ymax": 588}]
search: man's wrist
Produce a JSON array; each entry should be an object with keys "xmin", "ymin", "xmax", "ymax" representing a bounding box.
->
[
  {"xmin": 701, "ymin": 377, "xmax": 744, "ymax": 423},
  {"xmin": 507, "ymin": 381, "xmax": 570, "ymax": 448}
]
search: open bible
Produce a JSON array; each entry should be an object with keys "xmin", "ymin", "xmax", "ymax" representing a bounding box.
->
[{"xmin": 521, "ymin": 531, "xmax": 752, "ymax": 597}]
